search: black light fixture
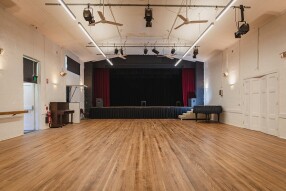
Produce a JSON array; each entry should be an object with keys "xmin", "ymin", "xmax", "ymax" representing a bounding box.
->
[
  {"xmin": 144, "ymin": 47, "xmax": 148, "ymax": 55},
  {"xmin": 193, "ymin": 46, "xmax": 199, "ymax": 59},
  {"xmin": 234, "ymin": 5, "xmax": 250, "ymax": 38},
  {"xmin": 144, "ymin": 5, "xmax": 153, "ymax": 27},
  {"xmin": 83, "ymin": 5, "xmax": 92, "ymax": 21},
  {"xmin": 152, "ymin": 48, "xmax": 159, "ymax": 55},
  {"xmin": 83, "ymin": 4, "xmax": 95, "ymax": 26},
  {"xmin": 171, "ymin": 48, "xmax": 176, "ymax": 55},
  {"xmin": 120, "ymin": 47, "xmax": 124, "ymax": 55},
  {"xmin": 89, "ymin": 18, "xmax": 96, "ymax": 26},
  {"xmin": 114, "ymin": 47, "xmax": 119, "ymax": 55}
]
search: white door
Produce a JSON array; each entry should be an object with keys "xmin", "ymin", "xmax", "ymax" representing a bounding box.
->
[
  {"xmin": 266, "ymin": 73, "xmax": 278, "ymax": 136},
  {"xmin": 24, "ymin": 83, "xmax": 35, "ymax": 131},
  {"xmin": 260, "ymin": 76, "xmax": 267, "ymax": 133},
  {"xmin": 250, "ymin": 79, "xmax": 261, "ymax": 131},
  {"xmin": 243, "ymin": 80, "xmax": 250, "ymax": 129}
]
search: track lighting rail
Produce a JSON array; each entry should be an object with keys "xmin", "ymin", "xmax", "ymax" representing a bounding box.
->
[
  {"xmin": 45, "ymin": 3, "xmax": 226, "ymax": 8},
  {"xmin": 86, "ymin": 45, "xmax": 192, "ymax": 48}
]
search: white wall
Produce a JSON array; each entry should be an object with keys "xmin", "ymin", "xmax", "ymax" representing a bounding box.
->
[
  {"xmin": 205, "ymin": 12, "xmax": 286, "ymax": 138},
  {"xmin": 0, "ymin": 7, "xmax": 84, "ymax": 141}
]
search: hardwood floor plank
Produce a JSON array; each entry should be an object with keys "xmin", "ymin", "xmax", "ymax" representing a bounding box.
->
[{"xmin": 0, "ymin": 119, "xmax": 286, "ymax": 191}]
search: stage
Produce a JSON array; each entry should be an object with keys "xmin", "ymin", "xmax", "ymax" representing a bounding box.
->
[{"xmin": 89, "ymin": 106, "xmax": 192, "ymax": 119}]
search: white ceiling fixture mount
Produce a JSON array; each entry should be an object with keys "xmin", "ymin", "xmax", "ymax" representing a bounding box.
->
[
  {"xmin": 175, "ymin": 0, "xmax": 208, "ymax": 30},
  {"xmin": 78, "ymin": 22, "xmax": 113, "ymax": 66}
]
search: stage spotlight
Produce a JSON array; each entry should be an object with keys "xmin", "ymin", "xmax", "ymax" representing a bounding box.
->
[
  {"xmin": 144, "ymin": 6, "xmax": 153, "ymax": 27},
  {"xmin": 83, "ymin": 8, "xmax": 92, "ymax": 22},
  {"xmin": 193, "ymin": 46, "xmax": 199, "ymax": 59},
  {"xmin": 144, "ymin": 48, "xmax": 148, "ymax": 55},
  {"xmin": 171, "ymin": 48, "xmax": 176, "ymax": 55},
  {"xmin": 83, "ymin": 4, "xmax": 95, "ymax": 26},
  {"xmin": 234, "ymin": 5, "xmax": 250, "ymax": 38},
  {"xmin": 152, "ymin": 48, "xmax": 159, "ymax": 55},
  {"xmin": 120, "ymin": 47, "xmax": 124, "ymax": 55},
  {"xmin": 235, "ymin": 23, "xmax": 249, "ymax": 38},
  {"xmin": 114, "ymin": 48, "xmax": 119, "ymax": 55}
]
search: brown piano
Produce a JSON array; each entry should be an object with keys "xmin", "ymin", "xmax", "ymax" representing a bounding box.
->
[{"xmin": 49, "ymin": 102, "xmax": 74, "ymax": 128}]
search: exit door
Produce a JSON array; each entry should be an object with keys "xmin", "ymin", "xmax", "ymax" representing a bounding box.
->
[{"xmin": 23, "ymin": 83, "xmax": 35, "ymax": 131}]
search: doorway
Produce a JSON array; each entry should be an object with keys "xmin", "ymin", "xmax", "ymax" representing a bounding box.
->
[
  {"xmin": 23, "ymin": 56, "xmax": 39, "ymax": 134},
  {"xmin": 243, "ymin": 73, "xmax": 278, "ymax": 136},
  {"xmin": 23, "ymin": 83, "xmax": 36, "ymax": 133}
]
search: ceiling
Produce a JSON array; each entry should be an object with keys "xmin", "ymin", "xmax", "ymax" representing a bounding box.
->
[{"xmin": 1, "ymin": 0, "xmax": 286, "ymax": 63}]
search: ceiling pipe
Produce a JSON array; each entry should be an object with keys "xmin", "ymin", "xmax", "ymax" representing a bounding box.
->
[
  {"xmin": 45, "ymin": 3, "xmax": 226, "ymax": 8},
  {"xmin": 86, "ymin": 45, "xmax": 191, "ymax": 48}
]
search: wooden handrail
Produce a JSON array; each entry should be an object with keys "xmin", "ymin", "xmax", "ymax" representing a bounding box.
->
[{"xmin": 0, "ymin": 110, "xmax": 28, "ymax": 116}]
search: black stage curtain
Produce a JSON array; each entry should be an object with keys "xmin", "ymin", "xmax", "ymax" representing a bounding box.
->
[{"xmin": 110, "ymin": 69, "xmax": 182, "ymax": 106}]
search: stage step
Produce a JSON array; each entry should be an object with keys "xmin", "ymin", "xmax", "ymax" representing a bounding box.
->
[{"xmin": 178, "ymin": 110, "xmax": 205, "ymax": 120}]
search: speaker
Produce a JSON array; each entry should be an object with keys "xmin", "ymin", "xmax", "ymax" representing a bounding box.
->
[
  {"xmin": 96, "ymin": 98, "xmax": 103, "ymax": 107},
  {"xmin": 188, "ymin": 98, "xmax": 197, "ymax": 107}
]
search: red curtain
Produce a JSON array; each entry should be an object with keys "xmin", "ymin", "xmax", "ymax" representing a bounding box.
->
[
  {"xmin": 182, "ymin": 68, "xmax": 196, "ymax": 106},
  {"xmin": 93, "ymin": 69, "xmax": 110, "ymax": 107}
]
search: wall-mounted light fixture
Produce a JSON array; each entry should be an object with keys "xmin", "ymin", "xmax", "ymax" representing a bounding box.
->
[
  {"xmin": 280, "ymin": 51, "xmax": 286, "ymax": 59},
  {"xmin": 223, "ymin": 72, "xmax": 229, "ymax": 77},
  {"xmin": 219, "ymin": 89, "xmax": 223, "ymax": 96},
  {"xmin": 0, "ymin": 48, "xmax": 4, "ymax": 55},
  {"xmin": 59, "ymin": 68, "xmax": 67, "ymax": 77}
]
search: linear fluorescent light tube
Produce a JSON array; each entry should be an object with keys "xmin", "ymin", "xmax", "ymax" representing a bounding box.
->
[
  {"xmin": 174, "ymin": 59, "xmax": 182, "ymax": 67},
  {"xmin": 182, "ymin": 23, "xmax": 214, "ymax": 58},
  {"xmin": 78, "ymin": 23, "xmax": 105, "ymax": 56},
  {"xmin": 58, "ymin": 0, "xmax": 76, "ymax": 20},
  {"xmin": 78, "ymin": 22, "xmax": 106, "ymax": 57},
  {"xmin": 175, "ymin": 23, "xmax": 214, "ymax": 67},
  {"xmin": 78, "ymin": 22, "xmax": 113, "ymax": 65},
  {"xmin": 106, "ymin": 59, "xmax": 113, "ymax": 66},
  {"xmin": 215, "ymin": 0, "xmax": 237, "ymax": 21}
]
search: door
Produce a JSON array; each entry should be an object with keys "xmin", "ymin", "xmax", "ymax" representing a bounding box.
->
[
  {"xmin": 24, "ymin": 83, "xmax": 35, "ymax": 131},
  {"xmin": 266, "ymin": 73, "xmax": 278, "ymax": 136},
  {"xmin": 250, "ymin": 79, "xmax": 261, "ymax": 131},
  {"xmin": 260, "ymin": 76, "xmax": 267, "ymax": 133},
  {"xmin": 243, "ymin": 80, "xmax": 250, "ymax": 129}
]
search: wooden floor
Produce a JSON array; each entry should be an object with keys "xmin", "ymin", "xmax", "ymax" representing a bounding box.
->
[{"xmin": 0, "ymin": 120, "xmax": 286, "ymax": 191}]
